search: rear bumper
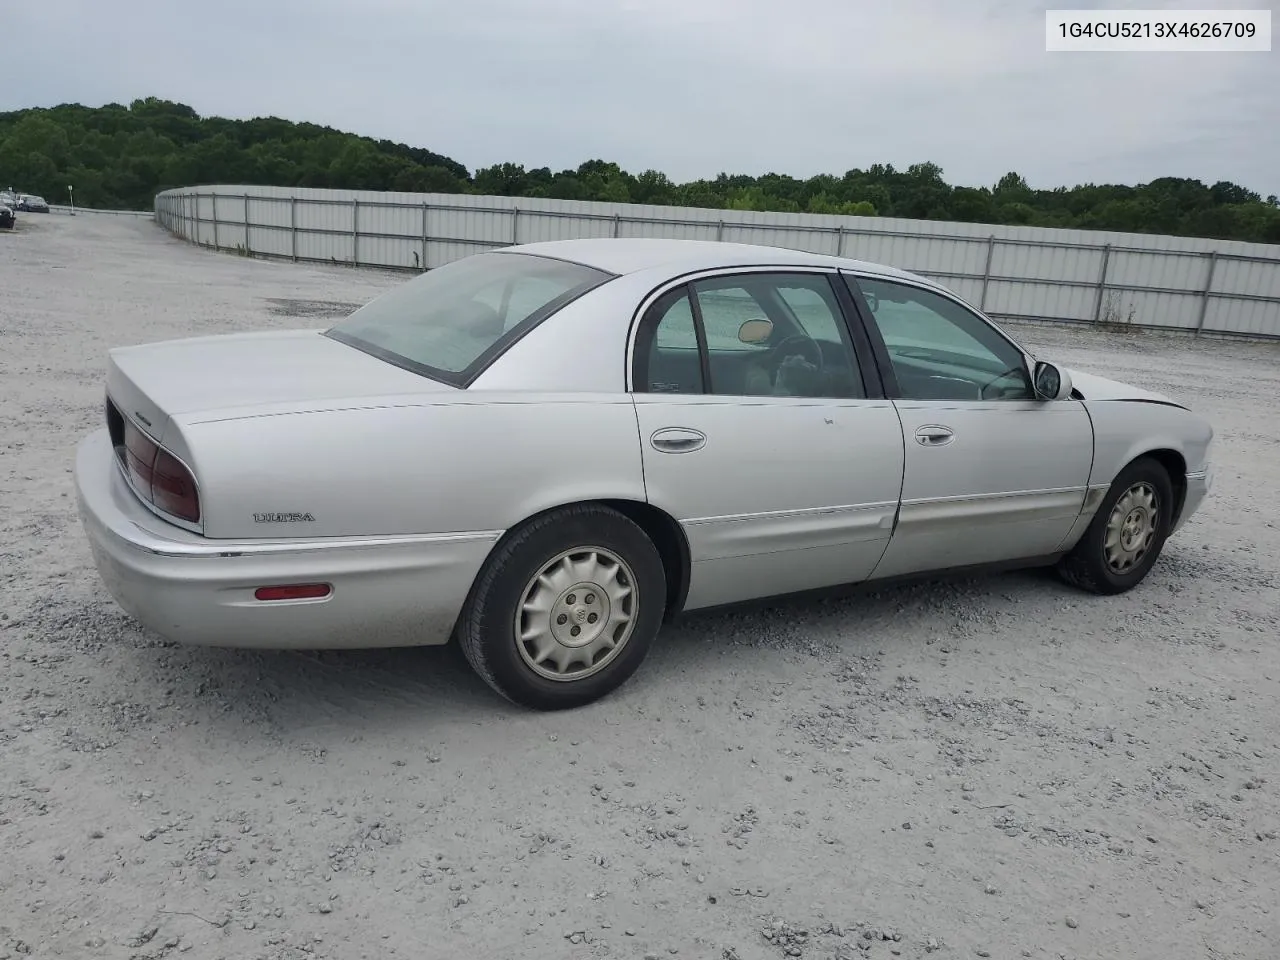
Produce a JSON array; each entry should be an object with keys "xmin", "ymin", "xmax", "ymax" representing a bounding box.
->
[{"xmin": 74, "ymin": 428, "xmax": 499, "ymax": 649}]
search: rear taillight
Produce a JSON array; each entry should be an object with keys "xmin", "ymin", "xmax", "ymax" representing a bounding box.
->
[
  {"xmin": 112, "ymin": 409, "xmax": 200, "ymax": 524},
  {"xmin": 123, "ymin": 420, "xmax": 157, "ymax": 491},
  {"xmin": 151, "ymin": 448, "xmax": 200, "ymax": 522}
]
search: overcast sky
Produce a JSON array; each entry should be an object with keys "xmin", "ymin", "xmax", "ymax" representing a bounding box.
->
[{"xmin": 2, "ymin": 0, "xmax": 1277, "ymax": 194}]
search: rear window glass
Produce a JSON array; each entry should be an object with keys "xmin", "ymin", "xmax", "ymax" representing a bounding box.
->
[{"xmin": 325, "ymin": 252, "xmax": 612, "ymax": 386}]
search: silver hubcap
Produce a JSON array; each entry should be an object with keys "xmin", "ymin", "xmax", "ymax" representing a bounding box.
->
[
  {"xmin": 515, "ymin": 546, "xmax": 638, "ymax": 682},
  {"xmin": 1104, "ymin": 481, "xmax": 1160, "ymax": 573}
]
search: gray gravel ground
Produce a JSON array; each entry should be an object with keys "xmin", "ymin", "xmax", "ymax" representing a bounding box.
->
[{"xmin": 3, "ymin": 214, "xmax": 1279, "ymax": 960}]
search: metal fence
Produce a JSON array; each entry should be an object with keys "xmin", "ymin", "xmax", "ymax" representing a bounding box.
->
[
  {"xmin": 154, "ymin": 185, "xmax": 1280, "ymax": 340},
  {"xmin": 47, "ymin": 204, "xmax": 153, "ymax": 217}
]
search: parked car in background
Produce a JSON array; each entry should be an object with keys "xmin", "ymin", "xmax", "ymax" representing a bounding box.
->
[
  {"xmin": 74, "ymin": 238, "xmax": 1215, "ymax": 710},
  {"xmin": 17, "ymin": 195, "xmax": 49, "ymax": 213},
  {"xmin": 0, "ymin": 202, "xmax": 14, "ymax": 229}
]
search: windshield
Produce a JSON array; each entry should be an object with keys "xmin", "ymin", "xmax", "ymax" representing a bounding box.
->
[{"xmin": 325, "ymin": 252, "xmax": 613, "ymax": 386}]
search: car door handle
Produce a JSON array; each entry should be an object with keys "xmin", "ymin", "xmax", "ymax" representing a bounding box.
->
[
  {"xmin": 914, "ymin": 424, "xmax": 954, "ymax": 446},
  {"xmin": 650, "ymin": 427, "xmax": 707, "ymax": 454}
]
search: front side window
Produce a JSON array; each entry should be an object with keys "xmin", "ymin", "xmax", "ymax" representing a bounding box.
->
[
  {"xmin": 326, "ymin": 252, "xmax": 612, "ymax": 386},
  {"xmin": 851, "ymin": 276, "xmax": 1033, "ymax": 401}
]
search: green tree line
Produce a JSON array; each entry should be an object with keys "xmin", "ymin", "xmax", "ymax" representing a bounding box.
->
[{"xmin": 3, "ymin": 97, "xmax": 1278, "ymax": 243}]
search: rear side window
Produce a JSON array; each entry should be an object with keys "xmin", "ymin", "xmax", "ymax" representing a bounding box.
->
[
  {"xmin": 633, "ymin": 272, "xmax": 868, "ymax": 399},
  {"xmin": 326, "ymin": 252, "xmax": 613, "ymax": 386}
]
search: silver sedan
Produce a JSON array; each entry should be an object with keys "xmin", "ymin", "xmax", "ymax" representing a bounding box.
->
[{"xmin": 74, "ymin": 238, "xmax": 1214, "ymax": 709}]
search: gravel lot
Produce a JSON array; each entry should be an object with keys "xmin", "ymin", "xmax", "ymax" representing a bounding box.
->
[{"xmin": 3, "ymin": 213, "xmax": 1279, "ymax": 960}]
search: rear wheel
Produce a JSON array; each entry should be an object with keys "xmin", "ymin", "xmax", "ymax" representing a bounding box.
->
[
  {"xmin": 457, "ymin": 504, "xmax": 666, "ymax": 709},
  {"xmin": 1057, "ymin": 456, "xmax": 1174, "ymax": 595}
]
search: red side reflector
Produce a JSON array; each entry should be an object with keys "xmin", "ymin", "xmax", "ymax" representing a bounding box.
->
[{"xmin": 254, "ymin": 584, "xmax": 332, "ymax": 602}]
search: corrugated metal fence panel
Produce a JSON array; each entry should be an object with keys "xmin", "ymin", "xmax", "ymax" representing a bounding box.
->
[
  {"xmin": 209, "ymin": 191, "xmax": 248, "ymax": 251},
  {"xmin": 293, "ymin": 198, "xmax": 354, "ymax": 263},
  {"xmin": 356, "ymin": 201, "xmax": 423, "ymax": 270},
  {"xmin": 1102, "ymin": 289, "xmax": 1204, "ymax": 330},
  {"xmin": 193, "ymin": 194, "xmax": 214, "ymax": 245},
  {"xmin": 987, "ymin": 280, "xmax": 1098, "ymax": 324},
  {"xmin": 934, "ymin": 275, "xmax": 985, "ymax": 306},
  {"xmin": 1108, "ymin": 249, "xmax": 1209, "ymax": 293},
  {"xmin": 1215, "ymin": 257, "xmax": 1280, "ymax": 299},
  {"xmin": 724, "ymin": 221, "xmax": 831, "ymax": 253},
  {"xmin": 441, "ymin": 205, "xmax": 520, "ymax": 246},
  {"xmin": 179, "ymin": 195, "xmax": 196, "ymax": 244},
  {"xmin": 622, "ymin": 216, "xmax": 720, "ymax": 242},
  {"xmin": 360, "ymin": 200, "xmax": 421, "ymax": 240},
  {"xmin": 428, "ymin": 239, "xmax": 498, "ymax": 265},
  {"xmin": 246, "ymin": 196, "xmax": 292, "ymax": 259},
  {"xmin": 844, "ymin": 233, "xmax": 934, "ymax": 271},
  {"xmin": 153, "ymin": 185, "xmax": 1280, "ymax": 339},
  {"xmin": 1206, "ymin": 296, "xmax": 1280, "ymax": 336},
  {"xmin": 519, "ymin": 210, "xmax": 615, "ymax": 243},
  {"xmin": 250, "ymin": 195, "xmax": 293, "ymax": 230},
  {"xmin": 294, "ymin": 226, "xmax": 350, "ymax": 264},
  {"xmin": 993, "ymin": 242, "xmax": 1102, "ymax": 285},
  {"xmin": 912, "ymin": 235, "xmax": 990, "ymax": 276}
]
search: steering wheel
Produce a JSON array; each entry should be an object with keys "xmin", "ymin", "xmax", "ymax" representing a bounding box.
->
[{"xmin": 766, "ymin": 333, "xmax": 825, "ymax": 381}]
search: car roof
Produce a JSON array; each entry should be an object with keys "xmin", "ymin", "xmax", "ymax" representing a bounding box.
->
[{"xmin": 503, "ymin": 237, "xmax": 934, "ymax": 286}]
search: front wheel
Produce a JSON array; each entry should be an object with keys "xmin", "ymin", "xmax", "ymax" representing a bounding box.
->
[
  {"xmin": 1057, "ymin": 456, "xmax": 1175, "ymax": 595},
  {"xmin": 456, "ymin": 504, "xmax": 667, "ymax": 710}
]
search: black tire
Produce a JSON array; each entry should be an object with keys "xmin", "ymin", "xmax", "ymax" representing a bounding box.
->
[
  {"xmin": 457, "ymin": 504, "xmax": 667, "ymax": 710},
  {"xmin": 1057, "ymin": 456, "xmax": 1174, "ymax": 595}
]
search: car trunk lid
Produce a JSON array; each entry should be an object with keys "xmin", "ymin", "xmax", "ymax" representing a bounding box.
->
[{"xmin": 106, "ymin": 328, "xmax": 458, "ymax": 443}]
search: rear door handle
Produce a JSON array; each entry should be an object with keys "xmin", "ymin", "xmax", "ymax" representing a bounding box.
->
[
  {"xmin": 914, "ymin": 424, "xmax": 954, "ymax": 446},
  {"xmin": 650, "ymin": 427, "xmax": 707, "ymax": 454}
]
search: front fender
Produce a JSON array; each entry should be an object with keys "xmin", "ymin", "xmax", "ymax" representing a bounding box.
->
[{"xmin": 1084, "ymin": 398, "xmax": 1214, "ymax": 487}]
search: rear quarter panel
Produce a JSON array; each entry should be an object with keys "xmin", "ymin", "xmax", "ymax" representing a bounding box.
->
[
  {"xmin": 179, "ymin": 394, "xmax": 647, "ymax": 538},
  {"xmin": 472, "ymin": 268, "xmax": 671, "ymax": 393},
  {"xmin": 1083, "ymin": 399, "xmax": 1214, "ymax": 485}
]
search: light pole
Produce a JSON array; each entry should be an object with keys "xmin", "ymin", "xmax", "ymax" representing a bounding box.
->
[{"xmin": 68, "ymin": 184, "xmax": 76, "ymax": 216}]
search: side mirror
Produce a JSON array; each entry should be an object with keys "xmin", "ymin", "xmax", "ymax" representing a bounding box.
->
[
  {"xmin": 738, "ymin": 318, "xmax": 774, "ymax": 344},
  {"xmin": 863, "ymin": 291, "xmax": 879, "ymax": 312},
  {"xmin": 1033, "ymin": 361, "xmax": 1073, "ymax": 401}
]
